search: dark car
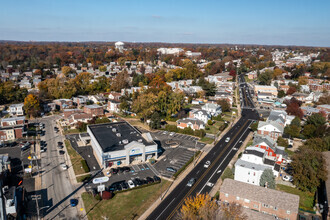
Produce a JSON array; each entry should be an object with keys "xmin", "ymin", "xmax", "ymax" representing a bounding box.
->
[
  {"xmin": 133, "ymin": 178, "xmax": 142, "ymax": 186},
  {"xmin": 57, "ymin": 141, "xmax": 63, "ymax": 146},
  {"xmin": 110, "ymin": 168, "xmax": 118, "ymax": 174},
  {"xmin": 121, "ymin": 181, "xmax": 129, "ymax": 190},
  {"xmin": 108, "ymin": 185, "xmax": 116, "ymax": 192},
  {"xmin": 153, "ymin": 176, "xmax": 161, "ymax": 182},
  {"xmin": 123, "ymin": 166, "xmax": 131, "ymax": 172},
  {"xmin": 59, "ymin": 150, "xmax": 65, "ymax": 155},
  {"xmin": 140, "ymin": 179, "xmax": 147, "ymax": 185},
  {"xmin": 146, "ymin": 177, "xmax": 154, "ymax": 184},
  {"xmin": 118, "ymin": 167, "xmax": 125, "ymax": 173},
  {"xmin": 70, "ymin": 199, "xmax": 78, "ymax": 207}
]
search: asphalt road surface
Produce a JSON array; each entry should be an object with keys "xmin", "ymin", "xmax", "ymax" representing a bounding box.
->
[
  {"xmin": 39, "ymin": 115, "xmax": 80, "ymax": 220},
  {"xmin": 147, "ymin": 75, "xmax": 258, "ymax": 220}
]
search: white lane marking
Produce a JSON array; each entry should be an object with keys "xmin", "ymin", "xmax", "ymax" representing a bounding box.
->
[
  {"xmin": 156, "ymin": 197, "xmax": 176, "ymax": 220},
  {"xmin": 198, "ymin": 121, "xmax": 253, "ymax": 194}
]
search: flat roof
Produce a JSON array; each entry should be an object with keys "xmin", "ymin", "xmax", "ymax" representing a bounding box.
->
[{"xmin": 88, "ymin": 121, "xmax": 153, "ymax": 153}]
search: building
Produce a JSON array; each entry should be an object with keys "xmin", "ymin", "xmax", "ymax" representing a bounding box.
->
[
  {"xmin": 8, "ymin": 104, "xmax": 24, "ymax": 116},
  {"xmin": 189, "ymin": 109, "xmax": 211, "ymax": 124},
  {"xmin": 177, "ymin": 118, "xmax": 205, "ymax": 130},
  {"xmin": 185, "ymin": 51, "xmax": 201, "ymax": 57},
  {"xmin": 254, "ymin": 85, "xmax": 278, "ymax": 97},
  {"xmin": 220, "ymin": 179, "xmax": 299, "ymax": 220},
  {"xmin": 115, "ymin": 41, "xmax": 124, "ymax": 52},
  {"xmin": 53, "ymin": 99, "xmax": 73, "ymax": 110},
  {"xmin": 0, "ymin": 117, "xmax": 27, "ymax": 142},
  {"xmin": 107, "ymin": 100, "xmax": 120, "ymax": 113},
  {"xmin": 87, "ymin": 121, "xmax": 158, "ymax": 167},
  {"xmin": 83, "ymin": 104, "xmax": 103, "ymax": 117},
  {"xmin": 257, "ymin": 121, "xmax": 284, "ymax": 141},
  {"xmin": 157, "ymin": 48, "xmax": 184, "ymax": 55},
  {"xmin": 201, "ymin": 103, "xmax": 222, "ymax": 117}
]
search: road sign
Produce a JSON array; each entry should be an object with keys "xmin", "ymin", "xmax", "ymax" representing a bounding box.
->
[
  {"xmin": 92, "ymin": 176, "xmax": 109, "ymax": 184},
  {"xmin": 97, "ymin": 184, "xmax": 105, "ymax": 192}
]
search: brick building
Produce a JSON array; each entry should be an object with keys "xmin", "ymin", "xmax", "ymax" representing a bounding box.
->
[
  {"xmin": 83, "ymin": 104, "xmax": 103, "ymax": 116},
  {"xmin": 220, "ymin": 179, "xmax": 299, "ymax": 220}
]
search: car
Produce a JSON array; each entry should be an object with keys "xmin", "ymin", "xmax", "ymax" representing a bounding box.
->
[
  {"xmin": 21, "ymin": 142, "xmax": 31, "ymax": 151},
  {"xmin": 70, "ymin": 199, "xmax": 78, "ymax": 207},
  {"xmin": 225, "ymin": 137, "xmax": 230, "ymax": 143},
  {"xmin": 110, "ymin": 168, "xmax": 118, "ymax": 174},
  {"xmin": 118, "ymin": 167, "xmax": 125, "ymax": 173},
  {"xmin": 166, "ymin": 167, "xmax": 177, "ymax": 173},
  {"xmin": 60, "ymin": 163, "xmax": 68, "ymax": 170},
  {"xmin": 59, "ymin": 150, "xmax": 65, "ymax": 155},
  {"xmin": 40, "ymin": 147, "xmax": 46, "ymax": 153},
  {"xmin": 121, "ymin": 181, "xmax": 129, "ymax": 190},
  {"xmin": 146, "ymin": 177, "xmax": 154, "ymax": 184},
  {"xmin": 127, "ymin": 180, "xmax": 135, "ymax": 189},
  {"xmin": 123, "ymin": 166, "xmax": 131, "ymax": 172},
  {"xmin": 169, "ymin": 132, "xmax": 175, "ymax": 137},
  {"xmin": 134, "ymin": 178, "xmax": 143, "ymax": 186},
  {"xmin": 57, "ymin": 141, "xmax": 63, "ymax": 146},
  {"xmin": 140, "ymin": 179, "xmax": 148, "ymax": 185},
  {"xmin": 153, "ymin": 176, "xmax": 161, "ymax": 182},
  {"xmin": 162, "ymin": 131, "xmax": 168, "ymax": 135},
  {"xmin": 282, "ymin": 175, "xmax": 293, "ymax": 182},
  {"xmin": 204, "ymin": 161, "xmax": 211, "ymax": 168},
  {"xmin": 187, "ymin": 178, "xmax": 196, "ymax": 187}
]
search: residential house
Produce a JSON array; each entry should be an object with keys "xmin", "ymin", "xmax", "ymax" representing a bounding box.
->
[
  {"xmin": 201, "ymin": 103, "xmax": 222, "ymax": 116},
  {"xmin": 257, "ymin": 121, "xmax": 284, "ymax": 141},
  {"xmin": 8, "ymin": 104, "xmax": 24, "ymax": 116},
  {"xmin": 177, "ymin": 118, "xmax": 205, "ymax": 130},
  {"xmin": 279, "ymin": 85, "xmax": 290, "ymax": 93},
  {"xmin": 83, "ymin": 104, "xmax": 103, "ymax": 116},
  {"xmin": 88, "ymin": 95, "xmax": 107, "ymax": 104},
  {"xmin": 107, "ymin": 100, "xmax": 121, "ymax": 113},
  {"xmin": 63, "ymin": 109, "xmax": 83, "ymax": 118},
  {"xmin": 247, "ymin": 71, "xmax": 257, "ymax": 80},
  {"xmin": 301, "ymin": 106, "xmax": 320, "ymax": 117},
  {"xmin": 108, "ymin": 92, "xmax": 122, "ymax": 101},
  {"xmin": 189, "ymin": 109, "xmax": 211, "ymax": 124},
  {"xmin": 72, "ymin": 96, "xmax": 89, "ymax": 106},
  {"xmin": 53, "ymin": 99, "xmax": 73, "ymax": 110},
  {"xmin": 220, "ymin": 179, "xmax": 299, "ymax": 220},
  {"xmin": 68, "ymin": 113, "xmax": 93, "ymax": 127},
  {"xmin": 0, "ymin": 117, "xmax": 27, "ymax": 142}
]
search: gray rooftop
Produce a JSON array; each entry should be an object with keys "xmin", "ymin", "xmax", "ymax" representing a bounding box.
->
[
  {"xmin": 88, "ymin": 121, "xmax": 155, "ymax": 153},
  {"xmin": 220, "ymin": 179, "xmax": 300, "ymax": 212},
  {"xmin": 235, "ymin": 159, "xmax": 270, "ymax": 171}
]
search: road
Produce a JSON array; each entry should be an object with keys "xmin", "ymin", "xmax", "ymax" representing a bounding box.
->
[
  {"xmin": 39, "ymin": 115, "xmax": 80, "ymax": 220},
  {"xmin": 147, "ymin": 74, "xmax": 258, "ymax": 220}
]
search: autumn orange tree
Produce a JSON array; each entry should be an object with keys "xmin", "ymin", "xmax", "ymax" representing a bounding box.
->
[
  {"xmin": 219, "ymin": 203, "xmax": 247, "ymax": 220},
  {"xmin": 180, "ymin": 193, "xmax": 218, "ymax": 220},
  {"xmin": 24, "ymin": 94, "xmax": 40, "ymax": 117}
]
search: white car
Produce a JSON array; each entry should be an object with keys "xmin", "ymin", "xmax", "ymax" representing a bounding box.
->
[
  {"xmin": 60, "ymin": 163, "xmax": 68, "ymax": 170},
  {"xmin": 225, "ymin": 137, "xmax": 230, "ymax": 143},
  {"xmin": 169, "ymin": 132, "xmax": 175, "ymax": 137},
  {"xmin": 127, "ymin": 180, "xmax": 135, "ymax": 189},
  {"xmin": 204, "ymin": 161, "xmax": 211, "ymax": 168},
  {"xmin": 282, "ymin": 175, "xmax": 293, "ymax": 182}
]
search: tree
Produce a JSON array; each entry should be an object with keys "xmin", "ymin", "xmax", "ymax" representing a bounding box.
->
[
  {"xmin": 180, "ymin": 193, "xmax": 218, "ymax": 220},
  {"xmin": 277, "ymin": 136, "xmax": 288, "ymax": 147},
  {"xmin": 149, "ymin": 112, "xmax": 161, "ymax": 129},
  {"xmin": 286, "ymin": 86, "xmax": 297, "ymax": 95},
  {"xmin": 291, "ymin": 148, "xmax": 327, "ymax": 192},
  {"xmin": 259, "ymin": 169, "xmax": 275, "ymax": 189},
  {"xmin": 284, "ymin": 124, "xmax": 301, "ymax": 138},
  {"xmin": 273, "ymin": 68, "xmax": 283, "ymax": 79},
  {"xmin": 110, "ymin": 70, "xmax": 129, "ymax": 92},
  {"xmin": 76, "ymin": 122, "xmax": 87, "ymax": 132},
  {"xmin": 278, "ymin": 90, "xmax": 286, "ymax": 98},
  {"xmin": 219, "ymin": 203, "xmax": 247, "ymax": 220},
  {"xmin": 298, "ymin": 76, "xmax": 308, "ymax": 85},
  {"xmin": 302, "ymin": 124, "xmax": 316, "ymax": 138},
  {"xmin": 250, "ymin": 121, "xmax": 258, "ymax": 132},
  {"xmin": 217, "ymin": 99, "xmax": 230, "ymax": 112},
  {"xmin": 24, "ymin": 94, "xmax": 40, "ymax": 117},
  {"xmin": 302, "ymin": 138, "xmax": 330, "ymax": 152},
  {"xmin": 132, "ymin": 93, "xmax": 159, "ymax": 122},
  {"xmin": 61, "ymin": 66, "xmax": 75, "ymax": 77},
  {"xmin": 258, "ymin": 70, "xmax": 273, "ymax": 85},
  {"xmin": 291, "ymin": 117, "xmax": 301, "ymax": 127},
  {"xmin": 306, "ymin": 113, "xmax": 326, "ymax": 127},
  {"xmin": 286, "ymin": 101, "xmax": 303, "ymax": 119},
  {"xmin": 99, "ymin": 65, "xmax": 107, "ymax": 72}
]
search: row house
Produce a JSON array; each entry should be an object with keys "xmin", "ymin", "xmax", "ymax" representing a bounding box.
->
[
  {"xmin": 0, "ymin": 117, "xmax": 27, "ymax": 142},
  {"xmin": 8, "ymin": 104, "xmax": 24, "ymax": 116},
  {"xmin": 220, "ymin": 179, "xmax": 299, "ymax": 220},
  {"xmin": 177, "ymin": 118, "xmax": 205, "ymax": 131},
  {"xmin": 107, "ymin": 100, "xmax": 120, "ymax": 113},
  {"xmin": 257, "ymin": 121, "xmax": 283, "ymax": 141},
  {"xmin": 53, "ymin": 99, "xmax": 73, "ymax": 110},
  {"xmin": 83, "ymin": 104, "xmax": 103, "ymax": 117},
  {"xmin": 63, "ymin": 109, "xmax": 83, "ymax": 118}
]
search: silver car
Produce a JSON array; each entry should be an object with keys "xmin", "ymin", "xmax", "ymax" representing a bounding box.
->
[{"xmin": 187, "ymin": 178, "xmax": 196, "ymax": 187}]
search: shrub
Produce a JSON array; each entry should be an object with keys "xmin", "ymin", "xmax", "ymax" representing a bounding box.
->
[
  {"xmin": 207, "ymin": 120, "xmax": 214, "ymax": 125},
  {"xmin": 95, "ymin": 194, "xmax": 102, "ymax": 201},
  {"xmin": 81, "ymin": 160, "xmax": 90, "ymax": 173},
  {"xmin": 102, "ymin": 191, "xmax": 113, "ymax": 200},
  {"xmin": 165, "ymin": 124, "xmax": 178, "ymax": 132}
]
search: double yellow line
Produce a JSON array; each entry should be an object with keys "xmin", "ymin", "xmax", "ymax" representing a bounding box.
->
[{"xmin": 166, "ymin": 119, "xmax": 250, "ymax": 219}]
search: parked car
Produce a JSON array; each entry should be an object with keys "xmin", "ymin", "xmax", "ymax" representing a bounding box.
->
[
  {"xmin": 110, "ymin": 168, "xmax": 118, "ymax": 174},
  {"xmin": 204, "ymin": 161, "xmax": 211, "ymax": 168},
  {"xmin": 121, "ymin": 181, "xmax": 129, "ymax": 190},
  {"xmin": 166, "ymin": 167, "xmax": 177, "ymax": 173},
  {"xmin": 153, "ymin": 176, "xmax": 161, "ymax": 182},
  {"xmin": 187, "ymin": 178, "xmax": 196, "ymax": 187},
  {"xmin": 134, "ymin": 178, "xmax": 142, "ymax": 186},
  {"xmin": 60, "ymin": 163, "xmax": 68, "ymax": 170},
  {"xmin": 127, "ymin": 180, "xmax": 135, "ymax": 189},
  {"xmin": 59, "ymin": 150, "xmax": 65, "ymax": 155},
  {"xmin": 146, "ymin": 177, "xmax": 154, "ymax": 184},
  {"xmin": 123, "ymin": 166, "xmax": 131, "ymax": 172},
  {"xmin": 70, "ymin": 199, "xmax": 78, "ymax": 207},
  {"xmin": 40, "ymin": 147, "xmax": 46, "ymax": 153},
  {"xmin": 118, "ymin": 167, "xmax": 125, "ymax": 173},
  {"xmin": 282, "ymin": 175, "xmax": 293, "ymax": 182},
  {"xmin": 169, "ymin": 132, "xmax": 175, "ymax": 137}
]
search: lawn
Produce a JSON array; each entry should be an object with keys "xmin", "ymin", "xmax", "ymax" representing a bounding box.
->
[
  {"xmin": 64, "ymin": 140, "xmax": 88, "ymax": 176},
  {"xmin": 205, "ymin": 121, "xmax": 224, "ymax": 135},
  {"xmin": 63, "ymin": 128, "xmax": 81, "ymax": 135},
  {"xmin": 200, "ymin": 137, "xmax": 214, "ymax": 144},
  {"xmin": 276, "ymin": 184, "xmax": 315, "ymax": 212},
  {"xmin": 76, "ymin": 174, "xmax": 92, "ymax": 183},
  {"xmin": 82, "ymin": 180, "xmax": 171, "ymax": 220}
]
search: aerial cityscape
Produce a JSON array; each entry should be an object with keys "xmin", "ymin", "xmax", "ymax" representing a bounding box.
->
[{"xmin": 0, "ymin": 1, "xmax": 329, "ymax": 220}]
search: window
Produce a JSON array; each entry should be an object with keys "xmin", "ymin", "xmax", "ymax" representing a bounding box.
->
[
  {"xmin": 225, "ymin": 193, "xmax": 228, "ymax": 198},
  {"xmin": 274, "ymin": 206, "xmax": 278, "ymax": 211},
  {"xmin": 236, "ymin": 196, "xmax": 240, "ymax": 200},
  {"xmin": 248, "ymin": 171, "xmax": 250, "ymax": 175},
  {"xmin": 253, "ymin": 204, "xmax": 258, "ymax": 209},
  {"xmin": 262, "ymin": 203, "xmax": 269, "ymax": 208},
  {"xmin": 287, "ymin": 210, "xmax": 290, "ymax": 214},
  {"xmin": 253, "ymin": 172, "xmax": 256, "ymax": 176}
]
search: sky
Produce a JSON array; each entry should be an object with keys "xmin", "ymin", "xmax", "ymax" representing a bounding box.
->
[{"xmin": 0, "ymin": 0, "xmax": 330, "ymax": 47}]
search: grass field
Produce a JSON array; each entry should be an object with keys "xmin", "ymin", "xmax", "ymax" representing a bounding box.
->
[
  {"xmin": 200, "ymin": 137, "xmax": 214, "ymax": 144},
  {"xmin": 205, "ymin": 121, "xmax": 224, "ymax": 134},
  {"xmin": 82, "ymin": 180, "xmax": 171, "ymax": 220},
  {"xmin": 64, "ymin": 140, "xmax": 88, "ymax": 176},
  {"xmin": 276, "ymin": 184, "xmax": 315, "ymax": 211}
]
